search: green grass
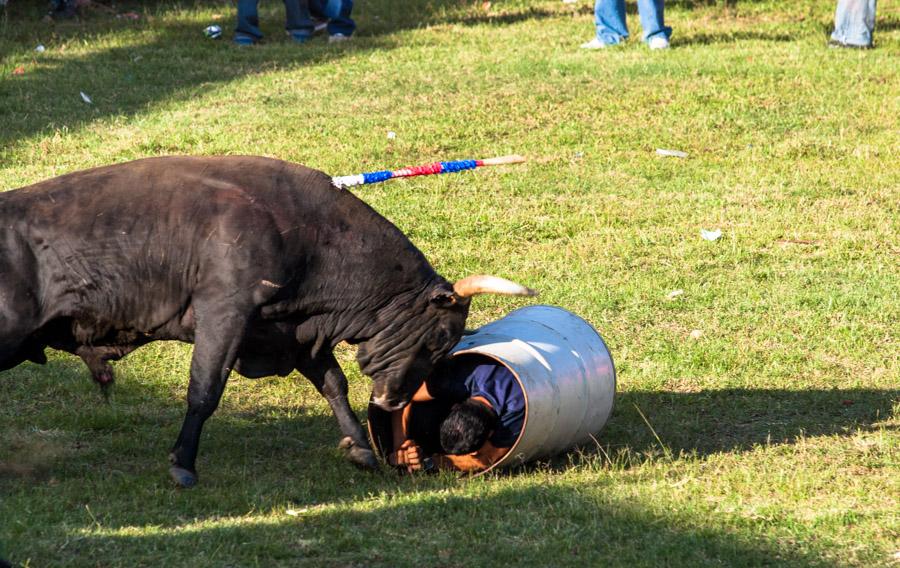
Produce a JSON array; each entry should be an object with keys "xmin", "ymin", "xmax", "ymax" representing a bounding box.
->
[{"xmin": 1, "ymin": 0, "xmax": 898, "ymax": 566}]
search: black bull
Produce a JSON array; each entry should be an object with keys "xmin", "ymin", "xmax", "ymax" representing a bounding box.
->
[{"xmin": 0, "ymin": 156, "xmax": 534, "ymax": 487}]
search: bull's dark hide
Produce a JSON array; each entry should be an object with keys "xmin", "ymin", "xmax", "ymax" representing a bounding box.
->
[{"xmin": 0, "ymin": 156, "xmax": 478, "ymax": 486}]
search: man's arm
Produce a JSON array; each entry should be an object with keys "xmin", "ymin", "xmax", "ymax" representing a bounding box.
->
[
  {"xmin": 388, "ymin": 383, "xmax": 433, "ymax": 472},
  {"xmin": 411, "ymin": 380, "xmax": 435, "ymax": 402},
  {"xmin": 434, "ymin": 441, "xmax": 510, "ymax": 472}
]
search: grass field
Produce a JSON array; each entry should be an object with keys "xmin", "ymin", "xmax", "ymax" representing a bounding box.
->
[{"xmin": 1, "ymin": 0, "xmax": 898, "ymax": 566}]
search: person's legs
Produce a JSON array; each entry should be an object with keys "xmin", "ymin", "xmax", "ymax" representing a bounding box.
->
[
  {"xmin": 48, "ymin": 0, "xmax": 78, "ymax": 19},
  {"xmin": 235, "ymin": 0, "xmax": 263, "ymax": 41},
  {"xmin": 311, "ymin": 0, "xmax": 356, "ymax": 37},
  {"xmin": 284, "ymin": 0, "xmax": 315, "ymax": 42},
  {"xmin": 830, "ymin": 0, "xmax": 876, "ymax": 47},
  {"xmin": 593, "ymin": 0, "xmax": 629, "ymax": 45},
  {"xmin": 636, "ymin": 0, "xmax": 671, "ymax": 42}
]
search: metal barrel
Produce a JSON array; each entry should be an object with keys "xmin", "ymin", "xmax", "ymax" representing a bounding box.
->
[
  {"xmin": 451, "ymin": 305, "xmax": 616, "ymax": 471},
  {"xmin": 367, "ymin": 305, "xmax": 616, "ymax": 473}
]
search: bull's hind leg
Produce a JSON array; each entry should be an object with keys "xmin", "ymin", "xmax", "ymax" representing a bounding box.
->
[
  {"xmin": 296, "ymin": 352, "xmax": 379, "ymax": 470},
  {"xmin": 168, "ymin": 303, "xmax": 251, "ymax": 488}
]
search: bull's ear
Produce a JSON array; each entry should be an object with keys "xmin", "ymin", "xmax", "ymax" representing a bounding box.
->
[{"xmin": 429, "ymin": 287, "xmax": 458, "ymax": 308}]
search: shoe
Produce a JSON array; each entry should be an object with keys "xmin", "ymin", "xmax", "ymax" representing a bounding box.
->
[
  {"xmin": 827, "ymin": 39, "xmax": 872, "ymax": 49},
  {"xmin": 313, "ymin": 18, "xmax": 329, "ymax": 34},
  {"xmin": 47, "ymin": 4, "xmax": 78, "ymax": 20},
  {"xmin": 328, "ymin": 33, "xmax": 351, "ymax": 43},
  {"xmin": 287, "ymin": 29, "xmax": 312, "ymax": 43},
  {"xmin": 648, "ymin": 36, "xmax": 669, "ymax": 49},
  {"xmin": 233, "ymin": 34, "xmax": 257, "ymax": 46},
  {"xmin": 580, "ymin": 38, "xmax": 609, "ymax": 49}
]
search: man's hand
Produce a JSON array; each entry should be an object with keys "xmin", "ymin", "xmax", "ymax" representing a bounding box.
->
[{"xmin": 390, "ymin": 439, "xmax": 425, "ymax": 473}]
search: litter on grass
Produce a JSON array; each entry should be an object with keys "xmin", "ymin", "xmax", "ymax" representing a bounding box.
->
[
  {"xmin": 12, "ymin": 66, "xmax": 25, "ymax": 75},
  {"xmin": 80, "ymin": 91, "xmax": 93, "ymax": 104},
  {"xmin": 690, "ymin": 329, "xmax": 703, "ymax": 339},
  {"xmin": 35, "ymin": 44, "xmax": 46, "ymax": 53},
  {"xmin": 701, "ymin": 229, "xmax": 722, "ymax": 241},
  {"xmin": 667, "ymin": 289, "xmax": 684, "ymax": 300},
  {"xmin": 203, "ymin": 25, "xmax": 222, "ymax": 39},
  {"xmin": 656, "ymin": 148, "xmax": 688, "ymax": 158},
  {"xmin": 386, "ymin": 131, "xmax": 396, "ymax": 139}
]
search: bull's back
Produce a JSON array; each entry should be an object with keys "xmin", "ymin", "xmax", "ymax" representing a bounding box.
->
[
  {"xmin": 3, "ymin": 158, "xmax": 310, "ymax": 327},
  {"xmin": 4, "ymin": 156, "xmax": 434, "ymax": 333}
]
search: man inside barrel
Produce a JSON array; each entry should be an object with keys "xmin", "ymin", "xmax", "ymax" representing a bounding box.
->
[{"xmin": 389, "ymin": 355, "xmax": 525, "ymax": 473}]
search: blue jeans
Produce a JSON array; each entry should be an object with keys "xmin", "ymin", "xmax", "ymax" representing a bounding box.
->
[
  {"xmin": 593, "ymin": 0, "xmax": 671, "ymax": 44},
  {"xmin": 310, "ymin": 0, "xmax": 355, "ymax": 36},
  {"xmin": 236, "ymin": 0, "xmax": 314, "ymax": 40},
  {"xmin": 831, "ymin": 0, "xmax": 876, "ymax": 46}
]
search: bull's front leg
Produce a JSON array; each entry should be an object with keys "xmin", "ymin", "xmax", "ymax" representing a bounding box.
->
[
  {"xmin": 169, "ymin": 304, "xmax": 250, "ymax": 488},
  {"xmin": 297, "ymin": 352, "xmax": 379, "ymax": 470}
]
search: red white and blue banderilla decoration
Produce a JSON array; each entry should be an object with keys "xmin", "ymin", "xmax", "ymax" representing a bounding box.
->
[{"xmin": 332, "ymin": 155, "xmax": 526, "ymax": 188}]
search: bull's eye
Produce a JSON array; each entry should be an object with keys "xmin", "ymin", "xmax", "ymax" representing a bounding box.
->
[{"xmin": 425, "ymin": 326, "xmax": 449, "ymax": 352}]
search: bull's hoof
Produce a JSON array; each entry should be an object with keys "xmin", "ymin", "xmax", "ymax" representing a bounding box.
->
[
  {"xmin": 338, "ymin": 437, "xmax": 379, "ymax": 470},
  {"xmin": 169, "ymin": 466, "xmax": 198, "ymax": 488},
  {"xmin": 349, "ymin": 446, "xmax": 379, "ymax": 470}
]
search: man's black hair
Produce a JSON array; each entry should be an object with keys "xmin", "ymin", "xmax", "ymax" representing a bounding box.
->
[{"xmin": 439, "ymin": 399, "xmax": 498, "ymax": 455}]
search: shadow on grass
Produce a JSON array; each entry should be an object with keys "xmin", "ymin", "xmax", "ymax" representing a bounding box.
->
[
  {"xmin": 2, "ymin": 357, "xmax": 892, "ymax": 565},
  {"xmin": 29, "ymin": 485, "xmax": 840, "ymax": 567},
  {"xmin": 676, "ymin": 29, "xmax": 795, "ymax": 46},
  {"xmin": 0, "ymin": 0, "xmax": 565, "ymax": 155},
  {"xmin": 602, "ymin": 387, "xmax": 898, "ymax": 459},
  {"xmin": 4, "ymin": 354, "xmax": 896, "ymax": 482}
]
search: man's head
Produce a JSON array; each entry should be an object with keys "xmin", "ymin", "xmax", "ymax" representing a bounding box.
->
[{"xmin": 439, "ymin": 398, "xmax": 498, "ymax": 455}]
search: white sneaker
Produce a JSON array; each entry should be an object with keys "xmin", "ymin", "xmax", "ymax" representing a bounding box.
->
[
  {"xmin": 580, "ymin": 38, "xmax": 608, "ymax": 49},
  {"xmin": 648, "ymin": 36, "xmax": 669, "ymax": 50},
  {"xmin": 328, "ymin": 33, "xmax": 351, "ymax": 43}
]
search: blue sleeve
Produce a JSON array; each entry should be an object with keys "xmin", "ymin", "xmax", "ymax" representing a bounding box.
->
[
  {"xmin": 490, "ymin": 406, "xmax": 525, "ymax": 448},
  {"xmin": 467, "ymin": 365, "xmax": 525, "ymax": 448}
]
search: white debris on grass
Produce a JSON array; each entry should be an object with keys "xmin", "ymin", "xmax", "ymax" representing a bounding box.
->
[
  {"xmin": 690, "ymin": 329, "xmax": 703, "ymax": 339},
  {"xmin": 386, "ymin": 131, "xmax": 396, "ymax": 140},
  {"xmin": 701, "ymin": 229, "xmax": 722, "ymax": 241},
  {"xmin": 35, "ymin": 44, "xmax": 46, "ymax": 53},
  {"xmin": 656, "ymin": 148, "xmax": 688, "ymax": 158},
  {"xmin": 667, "ymin": 289, "xmax": 684, "ymax": 300},
  {"xmin": 80, "ymin": 91, "xmax": 93, "ymax": 104},
  {"xmin": 286, "ymin": 508, "xmax": 309, "ymax": 516}
]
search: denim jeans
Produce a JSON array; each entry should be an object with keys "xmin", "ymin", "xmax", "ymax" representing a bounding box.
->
[
  {"xmin": 235, "ymin": 0, "xmax": 314, "ymax": 40},
  {"xmin": 310, "ymin": 0, "xmax": 355, "ymax": 36},
  {"xmin": 831, "ymin": 0, "xmax": 876, "ymax": 46},
  {"xmin": 593, "ymin": 0, "xmax": 671, "ymax": 45}
]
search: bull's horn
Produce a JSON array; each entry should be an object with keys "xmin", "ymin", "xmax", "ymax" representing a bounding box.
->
[{"xmin": 453, "ymin": 275, "xmax": 538, "ymax": 298}]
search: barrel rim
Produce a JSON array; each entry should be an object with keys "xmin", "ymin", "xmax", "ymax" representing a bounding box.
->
[{"xmin": 449, "ymin": 349, "xmax": 530, "ymax": 475}]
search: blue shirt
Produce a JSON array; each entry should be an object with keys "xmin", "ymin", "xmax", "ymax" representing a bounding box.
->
[{"xmin": 429, "ymin": 357, "xmax": 525, "ymax": 448}]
